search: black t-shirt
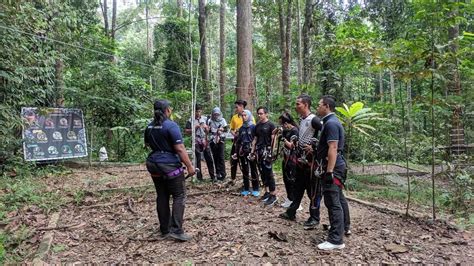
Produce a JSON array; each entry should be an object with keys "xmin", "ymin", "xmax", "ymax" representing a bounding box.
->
[
  {"xmin": 282, "ymin": 127, "xmax": 299, "ymax": 142},
  {"xmin": 144, "ymin": 119, "xmax": 183, "ymax": 164},
  {"xmin": 254, "ymin": 120, "xmax": 276, "ymax": 149},
  {"xmin": 316, "ymin": 113, "xmax": 345, "ymax": 167}
]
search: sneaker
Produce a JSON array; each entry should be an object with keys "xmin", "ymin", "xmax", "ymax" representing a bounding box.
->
[
  {"xmin": 251, "ymin": 190, "xmax": 260, "ymax": 197},
  {"xmin": 345, "ymin": 229, "xmax": 352, "ymax": 236},
  {"xmin": 260, "ymin": 191, "xmax": 271, "ymax": 202},
  {"xmin": 264, "ymin": 195, "xmax": 277, "ymax": 206},
  {"xmin": 317, "ymin": 241, "xmax": 345, "ymax": 250},
  {"xmin": 278, "ymin": 212, "xmax": 296, "ymax": 221},
  {"xmin": 280, "ymin": 198, "xmax": 292, "ymax": 208},
  {"xmin": 169, "ymin": 232, "xmax": 192, "ymax": 242},
  {"xmin": 241, "ymin": 190, "xmax": 250, "ymax": 196},
  {"xmin": 303, "ymin": 218, "xmax": 319, "ymax": 230},
  {"xmin": 297, "ymin": 204, "xmax": 303, "ymax": 211}
]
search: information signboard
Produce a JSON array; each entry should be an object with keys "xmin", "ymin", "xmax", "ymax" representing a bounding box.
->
[{"xmin": 21, "ymin": 107, "xmax": 88, "ymax": 161}]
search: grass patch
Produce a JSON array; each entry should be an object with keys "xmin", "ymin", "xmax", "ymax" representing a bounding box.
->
[{"xmin": 348, "ymin": 173, "xmax": 473, "ymax": 228}]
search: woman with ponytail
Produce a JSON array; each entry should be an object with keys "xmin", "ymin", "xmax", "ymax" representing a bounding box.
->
[{"xmin": 144, "ymin": 100, "xmax": 195, "ymax": 242}]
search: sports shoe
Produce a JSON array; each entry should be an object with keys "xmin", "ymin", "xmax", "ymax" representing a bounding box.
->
[
  {"xmin": 280, "ymin": 198, "xmax": 292, "ymax": 208},
  {"xmin": 264, "ymin": 194, "xmax": 277, "ymax": 206},
  {"xmin": 303, "ymin": 218, "xmax": 319, "ymax": 230},
  {"xmin": 251, "ymin": 190, "xmax": 260, "ymax": 197},
  {"xmin": 241, "ymin": 190, "xmax": 250, "ymax": 196},
  {"xmin": 260, "ymin": 191, "xmax": 271, "ymax": 202},
  {"xmin": 317, "ymin": 241, "xmax": 345, "ymax": 250},
  {"xmin": 169, "ymin": 232, "xmax": 192, "ymax": 242},
  {"xmin": 278, "ymin": 212, "xmax": 296, "ymax": 221},
  {"xmin": 345, "ymin": 229, "xmax": 352, "ymax": 236}
]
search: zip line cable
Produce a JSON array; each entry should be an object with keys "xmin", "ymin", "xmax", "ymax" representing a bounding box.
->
[{"xmin": 0, "ymin": 24, "xmax": 241, "ymax": 98}]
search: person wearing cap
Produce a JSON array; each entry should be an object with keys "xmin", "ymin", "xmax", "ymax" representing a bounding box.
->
[
  {"xmin": 208, "ymin": 107, "xmax": 228, "ymax": 181},
  {"xmin": 144, "ymin": 100, "xmax": 196, "ymax": 242},
  {"xmin": 229, "ymin": 100, "xmax": 255, "ymax": 183},
  {"xmin": 185, "ymin": 104, "xmax": 215, "ymax": 181}
]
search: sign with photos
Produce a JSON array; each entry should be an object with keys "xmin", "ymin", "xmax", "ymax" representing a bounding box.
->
[{"xmin": 21, "ymin": 107, "xmax": 88, "ymax": 161}]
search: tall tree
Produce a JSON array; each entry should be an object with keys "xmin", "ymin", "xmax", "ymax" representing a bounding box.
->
[
  {"xmin": 278, "ymin": 0, "xmax": 292, "ymax": 108},
  {"xmin": 296, "ymin": 0, "xmax": 303, "ymax": 86},
  {"xmin": 302, "ymin": 0, "xmax": 315, "ymax": 86},
  {"xmin": 198, "ymin": 0, "xmax": 210, "ymax": 102},
  {"xmin": 236, "ymin": 0, "xmax": 254, "ymax": 110},
  {"xmin": 219, "ymin": 0, "xmax": 227, "ymax": 109}
]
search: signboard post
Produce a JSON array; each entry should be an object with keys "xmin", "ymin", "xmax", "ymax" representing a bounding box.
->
[{"xmin": 21, "ymin": 107, "xmax": 88, "ymax": 162}]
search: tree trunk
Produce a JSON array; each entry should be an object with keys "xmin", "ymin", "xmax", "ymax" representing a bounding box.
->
[
  {"xmin": 145, "ymin": 1, "xmax": 151, "ymax": 58},
  {"xmin": 407, "ymin": 79, "xmax": 413, "ymax": 135},
  {"xmin": 199, "ymin": 0, "xmax": 210, "ymax": 102},
  {"xmin": 378, "ymin": 70, "xmax": 384, "ymax": 101},
  {"xmin": 296, "ymin": 0, "xmax": 303, "ymax": 86},
  {"xmin": 236, "ymin": 0, "xmax": 254, "ymax": 110},
  {"xmin": 219, "ymin": 0, "xmax": 227, "ymax": 110},
  {"xmin": 283, "ymin": 0, "xmax": 292, "ymax": 108},
  {"xmin": 302, "ymin": 0, "xmax": 315, "ymax": 86},
  {"xmin": 100, "ymin": 0, "xmax": 108, "ymax": 36},
  {"xmin": 278, "ymin": 1, "xmax": 290, "ymax": 105},
  {"xmin": 177, "ymin": 0, "xmax": 183, "ymax": 17},
  {"xmin": 390, "ymin": 71, "xmax": 395, "ymax": 105},
  {"xmin": 55, "ymin": 58, "xmax": 65, "ymax": 107},
  {"xmin": 111, "ymin": 0, "xmax": 117, "ymax": 41}
]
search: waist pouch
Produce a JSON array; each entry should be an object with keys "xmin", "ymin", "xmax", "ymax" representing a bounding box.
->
[{"xmin": 146, "ymin": 160, "xmax": 183, "ymax": 179}]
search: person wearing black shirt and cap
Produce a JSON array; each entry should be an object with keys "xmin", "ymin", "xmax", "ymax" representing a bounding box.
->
[
  {"xmin": 315, "ymin": 95, "xmax": 351, "ymax": 250},
  {"xmin": 144, "ymin": 100, "xmax": 196, "ymax": 242}
]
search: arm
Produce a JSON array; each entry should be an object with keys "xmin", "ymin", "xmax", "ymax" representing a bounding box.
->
[
  {"xmin": 326, "ymin": 141, "xmax": 338, "ymax": 173},
  {"xmin": 173, "ymin": 143, "xmax": 195, "ymax": 175}
]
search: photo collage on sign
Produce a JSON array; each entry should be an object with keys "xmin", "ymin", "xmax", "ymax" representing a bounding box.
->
[{"xmin": 22, "ymin": 107, "xmax": 88, "ymax": 161}]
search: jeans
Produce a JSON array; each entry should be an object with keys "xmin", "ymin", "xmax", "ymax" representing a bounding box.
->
[
  {"xmin": 195, "ymin": 148, "xmax": 215, "ymax": 180},
  {"xmin": 151, "ymin": 173, "xmax": 187, "ymax": 235},
  {"xmin": 323, "ymin": 183, "xmax": 345, "ymax": 245},
  {"xmin": 210, "ymin": 142, "xmax": 226, "ymax": 180},
  {"xmin": 239, "ymin": 154, "xmax": 259, "ymax": 191},
  {"xmin": 282, "ymin": 156, "xmax": 296, "ymax": 201},
  {"xmin": 286, "ymin": 165, "xmax": 320, "ymax": 221}
]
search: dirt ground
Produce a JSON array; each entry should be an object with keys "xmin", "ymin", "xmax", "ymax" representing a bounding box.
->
[{"xmin": 10, "ymin": 163, "xmax": 474, "ymax": 263}]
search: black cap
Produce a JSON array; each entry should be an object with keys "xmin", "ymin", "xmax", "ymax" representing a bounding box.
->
[{"xmin": 154, "ymin": 100, "xmax": 171, "ymax": 112}]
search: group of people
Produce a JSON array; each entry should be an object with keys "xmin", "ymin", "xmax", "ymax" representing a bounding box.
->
[{"xmin": 144, "ymin": 94, "xmax": 351, "ymax": 251}]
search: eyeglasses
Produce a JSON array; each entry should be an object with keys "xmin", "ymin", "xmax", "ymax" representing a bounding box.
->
[{"xmin": 257, "ymin": 113, "xmax": 265, "ymax": 115}]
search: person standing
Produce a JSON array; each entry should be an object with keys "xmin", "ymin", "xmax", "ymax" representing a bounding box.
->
[
  {"xmin": 229, "ymin": 100, "xmax": 255, "ymax": 183},
  {"xmin": 208, "ymin": 107, "xmax": 228, "ymax": 181},
  {"xmin": 233, "ymin": 110, "xmax": 259, "ymax": 196},
  {"xmin": 279, "ymin": 94, "xmax": 322, "ymax": 230},
  {"xmin": 277, "ymin": 112, "xmax": 299, "ymax": 208},
  {"xmin": 252, "ymin": 106, "xmax": 277, "ymax": 205},
  {"xmin": 185, "ymin": 104, "xmax": 215, "ymax": 181},
  {"xmin": 315, "ymin": 95, "xmax": 350, "ymax": 250},
  {"xmin": 144, "ymin": 100, "xmax": 195, "ymax": 242}
]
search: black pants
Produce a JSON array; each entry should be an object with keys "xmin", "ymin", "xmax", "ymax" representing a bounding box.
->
[
  {"xmin": 230, "ymin": 142, "xmax": 238, "ymax": 180},
  {"xmin": 323, "ymin": 183, "xmax": 345, "ymax": 245},
  {"xmin": 282, "ymin": 156, "xmax": 296, "ymax": 201},
  {"xmin": 257, "ymin": 150, "xmax": 275, "ymax": 192},
  {"xmin": 195, "ymin": 147, "xmax": 215, "ymax": 180},
  {"xmin": 239, "ymin": 154, "xmax": 259, "ymax": 191},
  {"xmin": 285, "ymin": 165, "xmax": 320, "ymax": 221},
  {"xmin": 151, "ymin": 174, "xmax": 187, "ymax": 235},
  {"xmin": 210, "ymin": 142, "xmax": 226, "ymax": 180}
]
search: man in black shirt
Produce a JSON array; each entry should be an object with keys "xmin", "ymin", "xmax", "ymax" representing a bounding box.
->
[
  {"xmin": 252, "ymin": 106, "xmax": 277, "ymax": 206},
  {"xmin": 315, "ymin": 95, "xmax": 350, "ymax": 250}
]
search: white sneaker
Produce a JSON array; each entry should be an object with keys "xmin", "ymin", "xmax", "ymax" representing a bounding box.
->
[
  {"xmin": 280, "ymin": 198, "xmax": 292, "ymax": 208},
  {"xmin": 317, "ymin": 241, "xmax": 345, "ymax": 250}
]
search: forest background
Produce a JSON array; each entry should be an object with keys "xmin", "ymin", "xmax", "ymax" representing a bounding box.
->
[{"xmin": 0, "ymin": 0, "xmax": 473, "ymax": 261}]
